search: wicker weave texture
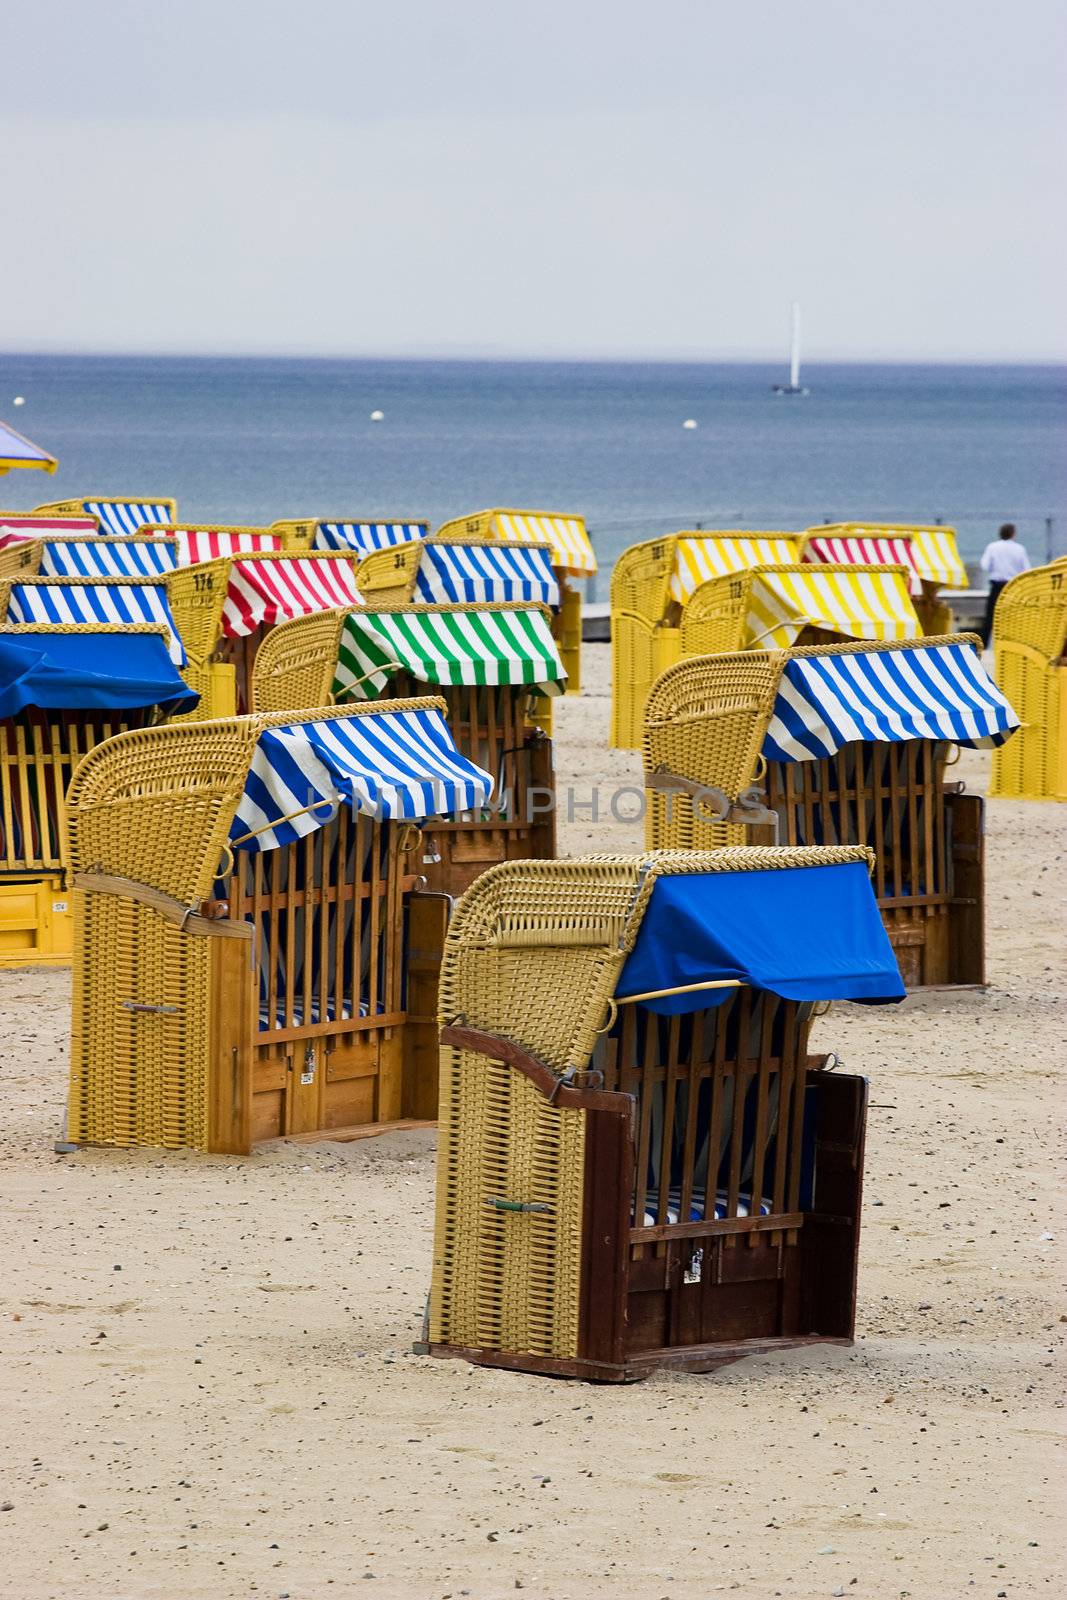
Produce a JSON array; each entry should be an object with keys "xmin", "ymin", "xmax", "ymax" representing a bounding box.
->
[
  {"xmin": 69, "ymin": 888, "xmax": 212, "ymax": 1149},
  {"xmin": 0, "ymin": 543, "xmax": 40, "ymax": 578},
  {"xmin": 429, "ymin": 1045, "xmax": 585, "ymax": 1357},
  {"xmin": 166, "ymin": 558, "xmax": 232, "ymax": 663},
  {"xmin": 354, "ymin": 541, "xmax": 423, "ymax": 603},
  {"xmin": 249, "ymin": 608, "xmax": 346, "ymax": 712},
  {"xmin": 990, "ymin": 562, "xmax": 1067, "ymax": 800},
  {"xmin": 643, "ymin": 651, "xmax": 781, "ymax": 848}
]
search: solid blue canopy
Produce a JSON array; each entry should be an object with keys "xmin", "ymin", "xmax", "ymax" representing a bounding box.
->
[
  {"xmin": 0, "ymin": 630, "xmax": 198, "ymax": 716},
  {"xmin": 617, "ymin": 861, "xmax": 905, "ymax": 1014}
]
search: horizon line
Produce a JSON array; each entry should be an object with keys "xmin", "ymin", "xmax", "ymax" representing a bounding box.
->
[{"xmin": 1, "ymin": 348, "xmax": 1065, "ymax": 368}]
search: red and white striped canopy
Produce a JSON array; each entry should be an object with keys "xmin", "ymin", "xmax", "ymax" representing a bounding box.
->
[
  {"xmin": 176, "ymin": 528, "xmax": 284, "ymax": 563},
  {"xmin": 221, "ymin": 556, "xmax": 363, "ymax": 638},
  {"xmin": 803, "ymin": 533, "xmax": 922, "ymax": 595},
  {"xmin": 0, "ymin": 514, "xmax": 97, "ymax": 543}
]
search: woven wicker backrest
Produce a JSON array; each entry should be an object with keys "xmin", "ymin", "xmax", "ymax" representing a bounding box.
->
[
  {"xmin": 0, "ymin": 543, "xmax": 40, "ymax": 578},
  {"xmin": 644, "ymin": 652, "xmax": 780, "ymax": 802},
  {"xmin": 354, "ymin": 540, "xmax": 423, "ymax": 603},
  {"xmin": 166, "ymin": 558, "xmax": 232, "ymax": 663},
  {"xmin": 269, "ymin": 518, "xmax": 318, "ymax": 549},
  {"xmin": 438, "ymin": 857, "xmax": 649, "ymax": 1075},
  {"xmin": 249, "ymin": 607, "xmax": 348, "ymax": 712},
  {"xmin": 610, "ymin": 537, "xmax": 677, "ymax": 625},
  {"xmin": 679, "ymin": 568, "xmax": 755, "ymax": 653},
  {"xmin": 66, "ymin": 718, "xmax": 260, "ymax": 902},
  {"xmin": 994, "ymin": 560, "xmax": 1067, "ymax": 662}
]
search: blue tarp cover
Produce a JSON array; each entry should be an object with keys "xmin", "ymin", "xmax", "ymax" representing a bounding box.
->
[
  {"xmin": 617, "ymin": 862, "xmax": 905, "ymax": 1013},
  {"xmin": 0, "ymin": 630, "xmax": 198, "ymax": 716}
]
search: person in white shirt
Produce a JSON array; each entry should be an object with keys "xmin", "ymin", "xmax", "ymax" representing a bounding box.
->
[{"xmin": 979, "ymin": 523, "xmax": 1030, "ymax": 645}]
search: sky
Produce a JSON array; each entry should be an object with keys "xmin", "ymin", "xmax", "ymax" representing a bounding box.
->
[{"xmin": 2, "ymin": 1, "xmax": 1065, "ymax": 361}]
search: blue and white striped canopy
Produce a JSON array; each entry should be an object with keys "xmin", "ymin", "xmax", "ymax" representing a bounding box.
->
[
  {"xmin": 762, "ymin": 641, "xmax": 1020, "ymax": 763},
  {"xmin": 232, "ymin": 706, "xmax": 494, "ymax": 853},
  {"xmin": 313, "ymin": 521, "xmax": 427, "ymax": 554},
  {"xmin": 6, "ymin": 580, "xmax": 186, "ymax": 665},
  {"xmin": 37, "ymin": 539, "xmax": 177, "ymax": 579},
  {"xmin": 413, "ymin": 543, "xmax": 561, "ymax": 607},
  {"xmin": 84, "ymin": 501, "xmax": 173, "ymax": 535}
]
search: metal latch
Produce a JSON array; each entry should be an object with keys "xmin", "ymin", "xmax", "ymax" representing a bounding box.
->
[{"xmin": 300, "ymin": 1043, "xmax": 316, "ymax": 1086}]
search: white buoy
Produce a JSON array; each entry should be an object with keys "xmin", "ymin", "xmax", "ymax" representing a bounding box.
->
[
  {"xmin": 682, "ymin": 418, "xmax": 697, "ymax": 430},
  {"xmin": 13, "ymin": 396, "xmax": 25, "ymax": 406},
  {"xmin": 370, "ymin": 409, "xmax": 384, "ymax": 422}
]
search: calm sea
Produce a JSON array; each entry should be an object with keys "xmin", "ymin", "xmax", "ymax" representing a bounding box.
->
[{"xmin": 2, "ymin": 356, "xmax": 1064, "ymax": 586}]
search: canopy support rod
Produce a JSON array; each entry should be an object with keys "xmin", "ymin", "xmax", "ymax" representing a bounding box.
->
[{"xmin": 615, "ymin": 977, "xmax": 743, "ymax": 1005}]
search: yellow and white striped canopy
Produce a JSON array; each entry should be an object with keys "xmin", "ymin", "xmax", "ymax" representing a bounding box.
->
[
  {"xmin": 670, "ymin": 533, "xmax": 802, "ymax": 604},
  {"xmin": 906, "ymin": 528, "xmax": 969, "ymax": 589},
  {"xmin": 818, "ymin": 523, "xmax": 969, "ymax": 589},
  {"xmin": 490, "ymin": 510, "xmax": 597, "ymax": 576},
  {"xmin": 741, "ymin": 565, "xmax": 922, "ymax": 650}
]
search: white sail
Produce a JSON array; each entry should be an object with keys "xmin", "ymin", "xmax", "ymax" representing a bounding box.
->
[{"xmin": 790, "ymin": 301, "xmax": 801, "ymax": 390}]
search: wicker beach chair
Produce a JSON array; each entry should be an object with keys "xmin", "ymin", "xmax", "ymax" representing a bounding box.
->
[
  {"xmin": 990, "ymin": 557, "xmax": 1067, "ymax": 801},
  {"xmin": 435, "ymin": 509, "xmax": 596, "ymax": 695},
  {"xmin": 0, "ymin": 532, "xmax": 179, "ymax": 580},
  {"xmin": 642, "ymin": 636, "xmax": 1020, "ymax": 986},
  {"xmin": 423, "ymin": 846, "xmax": 903, "ymax": 1381},
  {"xmin": 0, "ymin": 574, "xmax": 186, "ymax": 667},
  {"xmin": 165, "ymin": 550, "xmax": 363, "ymax": 719},
  {"xmin": 0, "ymin": 623, "xmax": 196, "ymax": 965},
  {"xmin": 35, "ymin": 496, "xmax": 176, "ymax": 534},
  {"xmin": 353, "ymin": 535, "xmax": 565, "ymax": 726},
  {"xmin": 270, "ymin": 517, "xmax": 429, "ymax": 555},
  {"xmin": 252, "ymin": 600, "xmax": 565, "ymax": 895},
  {"xmin": 610, "ymin": 532, "xmax": 804, "ymax": 749},
  {"xmin": 65, "ymin": 698, "xmax": 490, "ymax": 1152},
  {"xmin": 804, "ymin": 523, "xmax": 969, "ymax": 635},
  {"xmin": 166, "ymin": 523, "xmax": 284, "ymax": 563}
]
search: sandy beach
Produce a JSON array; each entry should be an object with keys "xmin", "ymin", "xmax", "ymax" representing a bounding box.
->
[{"xmin": 1, "ymin": 641, "xmax": 1064, "ymax": 1600}]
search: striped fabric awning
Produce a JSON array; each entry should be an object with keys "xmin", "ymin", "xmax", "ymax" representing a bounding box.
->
[
  {"xmin": 220, "ymin": 557, "xmax": 363, "ymax": 638},
  {"xmin": 414, "ymin": 543, "xmax": 560, "ymax": 607},
  {"xmin": 740, "ymin": 566, "xmax": 920, "ymax": 650},
  {"xmin": 670, "ymin": 534, "xmax": 802, "ymax": 604},
  {"xmin": 313, "ymin": 521, "xmax": 428, "ymax": 554},
  {"xmin": 84, "ymin": 501, "xmax": 174, "ymax": 535},
  {"xmin": 6, "ymin": 580, "xmax": 186, "ymax": 664},
  {"xmin": 804, "ymin": 533, "xmax": 922, "ymax": 595},
  {"xmin": 34, "ymin": 539, "xmax": 178, "ymax": 578},
  {"xmin": 492, "ymin": 511, "xmax": 597, "ymax": 576},
  {"xmin": 176, "ymin": 529, "xmax": 283, "ymax": 564},
  {"xmin": 333, "ymin": 607, "xmax": 567, "ymax": 700},
  {"xmin": 0, "ymin": 515, "xmax": 97, "ymax": 538},
  {"xmin": 231, "ymin": 705, "xmax": 494, "ymax": 852},
  {"xmin": 762, "ymin": 641, "xmax": 1021, "ymax": 762},
  {"xmin": 906, "ymin": 528, "xmax": 969, "ymax": 589}
]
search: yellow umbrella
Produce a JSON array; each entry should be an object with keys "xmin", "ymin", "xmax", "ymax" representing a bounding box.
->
[{"xmin": 0, "ymin": 419, "xmax": 57, "ymax": 476}]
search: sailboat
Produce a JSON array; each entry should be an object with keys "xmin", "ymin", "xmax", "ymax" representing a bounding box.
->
[{"xmin": 772, "ymin": 301, "xmax": 809, "ymax": 395}]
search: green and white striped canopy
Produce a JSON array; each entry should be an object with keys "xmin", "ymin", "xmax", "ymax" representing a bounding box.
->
[{"xmin": 333, "ymin": 606, "xmax": 567, "ymax": 700}]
